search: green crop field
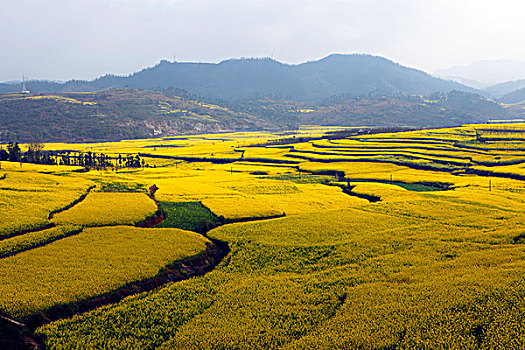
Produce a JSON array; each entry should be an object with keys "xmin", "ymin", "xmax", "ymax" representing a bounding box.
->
[
  {"xmin": 154, "ymin": 201, "xmax": 223, "ymax": 232},
  {"xmin": 3, "ymin": 124, "xmax": 525, "ymax": 348}
]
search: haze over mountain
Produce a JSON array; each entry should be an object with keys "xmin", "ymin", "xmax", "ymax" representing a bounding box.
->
[
  {"xmin": 500, "ymin": 86, "xmax": 525, "ymax": 104},
  {"xmin": 435, "ymin": 60, "xmax": 525, "ymax": 89},
  {"xmin": 432, "ymin": 76, "xmax": 487, "ymax": 90},
  {"xmin": 484, "ymin": 79, "xmax": 525, "ymax": 99},
  {"xmin": 0, "ymin": 54, "xmax": 476, "ymax": 102}
]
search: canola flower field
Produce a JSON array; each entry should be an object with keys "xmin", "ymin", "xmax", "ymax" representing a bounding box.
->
[
  {"xmin": 0, "ymin": 226, "xmax": 209, "ymax": 322},
  {"xmin": 50, "ymin": 192, "xmax": 158, "ymax": 227},
  {"xmin": 3, "ymin": 124, "xmax": 525, "ymax": 348}
]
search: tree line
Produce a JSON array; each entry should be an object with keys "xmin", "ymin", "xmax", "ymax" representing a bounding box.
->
[{"xmin": 0, "ymin": 142, "xmax": 147, "ymax": 170}]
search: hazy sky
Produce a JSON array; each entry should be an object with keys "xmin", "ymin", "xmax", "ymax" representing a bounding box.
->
[{"xmin": 1, "ymin": 0, "xmax": 525, "ymax": 82}]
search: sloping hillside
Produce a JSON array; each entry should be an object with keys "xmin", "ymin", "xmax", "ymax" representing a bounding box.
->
[
  {"xmin": 500, "ymin": 87, "xmax": 525, "ymax": 104},
  {"xmin": 228, "ymin": 91, "xmax": 507, "ymax": 129},
  {"xmin": 296, "ymin": 91, "xmax": 506, "ymax": 127},
  {"xmin": 0, "ymin": 88, "xmax": 509, "ymax": 143},
  {"xmin": 484, "ymin": 79, "xmax": 525, "ymax": 99},
  {"xmin": 0, "ymin": 89, "xmax": 277, "ymax": 142}
]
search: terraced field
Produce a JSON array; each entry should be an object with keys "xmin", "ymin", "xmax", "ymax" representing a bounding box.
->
[
  {"xmin": 0, "ymin": 163, "xmax": 216, "ymax": 347},
  {"xmin": 51, "ymin": 192, "xmax": 158, "ymax": 227},
  {"xmin": 0, "ymin": 226, "xmax": 209, "ymax": 322},
  {"xmin": 4, "ymin": 123, "xmax": 525, "ymax": 348},
  {"xmin": 0, "ymin": 163, "xmax": 94, "ymax": 238}
]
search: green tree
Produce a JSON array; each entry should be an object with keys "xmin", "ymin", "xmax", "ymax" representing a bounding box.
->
[
  {"xmin": 7, "ymin": 142, "xmax": 21, "ymax": 162},
  {"xmin": 0, "ymin": 147, "xmax": 8, "ymax": 161},
  {"xmin": 26, "ymin": 142, "xmax": 44, "ymax": 163}
]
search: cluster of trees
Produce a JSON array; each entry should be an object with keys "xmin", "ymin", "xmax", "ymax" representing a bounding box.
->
[
  {"xmin": 0, "ymin": 142, "xmax": 56, "ymax": 165},
  {"xmin": 117, "ymin": 154, "xmax": 146, "ymax": 168},
  {"xmin": 59, "ymin": 152, "xmax": 146, "ymax": 169},
  {"xmin": 0, "ymin": 141, "xmax": 147, "ymax": 170},
  {"xmin": 0, "ymin": 142, "xmax": 20, "ymax": 162},
  {"xmin": 58, "ymin": 151, "xmax": 113, "ymax": 168}
]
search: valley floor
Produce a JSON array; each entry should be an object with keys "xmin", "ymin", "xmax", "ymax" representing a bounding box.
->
[{"xmin": 2, "ymin": 124, "xmax": 525, "ymax": 349}]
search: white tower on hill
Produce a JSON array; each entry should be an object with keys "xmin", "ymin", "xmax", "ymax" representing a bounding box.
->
[{"xmin": 21, "ymin": 76, "xmax": 30, "ymax": 94}]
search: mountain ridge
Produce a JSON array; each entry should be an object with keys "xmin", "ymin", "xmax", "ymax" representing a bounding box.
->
[
  {"xmin": 1, "ymin": 54, "xmax": 477, "ymax": 102},
  {"xmin": 485, "ymin": 79, "xmax": 525, "ymax": 99},
  {"xmin": 500, "ymin": 86, "xmax": 525, "ymax": 104}
]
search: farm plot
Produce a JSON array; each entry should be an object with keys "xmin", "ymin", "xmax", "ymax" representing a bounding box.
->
[
  {"xmin": 37, "ymin": 189, "xmax": 525, "ymax": 349},
  {"xmin": 202, "ymin": 183, "xmax": 367, "ymax": 219},
  {"xmin": 0, "ymin": 225, "xmax": 80, "ymax": 258},
  {"xmin": 0, "ymin": 168, "xmax": 94, "ymax": 237},
  {"xmin": 155, "ymin": 201, "xmax": 223, "ymax": 232},
  {"xmin": 0, "ymin": 226, "xmax": 209, "ymax": 321},
  {"xmin": 51, "ymin": 192, "xmax": 158, "ymax": 227}
]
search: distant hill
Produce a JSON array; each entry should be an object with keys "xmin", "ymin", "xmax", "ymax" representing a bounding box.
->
[
  {"xmin": 485, "ymin": 79, "xmax": 525, "ymax": 99},
  {"xmin": 0, "ymin": 54, "xmax": 476, "ymax": 102},
  {"xmin": 0, "ymin": 89, "xmax": 278, "ymax": 143},
  {"xmin": 0, "ymin": 88, "xmax": 507, "ymax": 143},
  {"xmin": 0, "ymin": 81, "xmax": 64, "ymax": 94},
  {"xmin": 244, "ymin": 91, "xmax": 509, "ymax": 129},
  {"xmin": 500, "ymin": 87, "xmax": 525, "ymax": 104},
  {"xmin": 435, "ymin": 76, "xmax": 487, "ymax": 89},
  {"xmin": 435, "ymin": 60, "xmax": 525, "ymax": 88}
]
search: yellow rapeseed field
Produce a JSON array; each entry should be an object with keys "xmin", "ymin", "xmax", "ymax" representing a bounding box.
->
[
  {"xmin": 51, "ymin": 192, "xmax": 158, "ymax": 227},
  {"xmin": 0, "ymin": 165, "xmax": 94, "ymax": 237},
  {"xmin": 4, "ymin": 124, "xmax": 525, "ymax": 348},
  {"xmin": 0, "ymin": 225, "xmax": 79, "ymax": 258},
  {"xmin": 203, "ymin": 183, "xmax": 367, "ymax": 219},
  {"xmin": 0, "ymin": 226, "xmax": 209, "ymax": 321}
]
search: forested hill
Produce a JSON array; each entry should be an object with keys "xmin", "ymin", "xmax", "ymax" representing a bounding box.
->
[
  {"xmin": 0, "ymin": 89, "xmax": 279, "ymax": 142},
  {"xmin": 0, "ymin": 54, "xmax": 476, "ymax": 101},
  {"xmin": 0, "ymin": 88, "xmax": 511, "ymax": 143},
  {"xmin": 230, "ymin": 91, "xmax": 509, "ymax": 129}
]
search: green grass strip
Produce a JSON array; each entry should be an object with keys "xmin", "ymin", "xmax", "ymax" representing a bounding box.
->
[{"xmin": 155, "ymin": 201, "xmax": 223, "ymax": 233}]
